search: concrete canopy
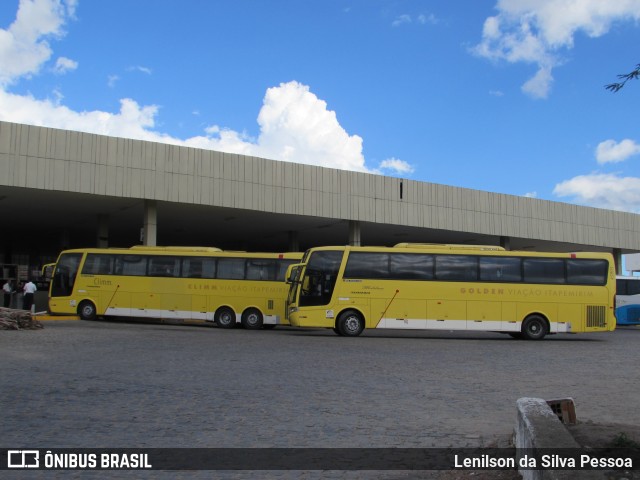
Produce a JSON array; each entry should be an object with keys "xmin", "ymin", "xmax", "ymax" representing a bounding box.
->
[{"xmin": 1, "ymin": 120, "xmax": 639, "ymax": 269}]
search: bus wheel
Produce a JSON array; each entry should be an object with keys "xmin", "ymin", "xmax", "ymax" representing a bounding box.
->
[
  {"xmin": 241, "ymin": 308, "xmax": 263, "ymax": 329},
  {"xmin": 332, "ymin": 327, "xmax": 342, "ymax": 336},
  {"xmin": 337, "ymin": 310, "xmax": 364, "ymax": 337},
  {"xmin": 215, "ymin": 307, "xmax": 236, "ymax": 328},
  {"xmin": 78, "ymin": 300, "xmax": 97, "ymax": 321},
  {"xmin": 521, "ymin": 315, "xmax": 548, "ymax": 340}
]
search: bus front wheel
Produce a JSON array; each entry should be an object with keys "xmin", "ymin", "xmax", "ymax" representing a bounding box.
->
[
  {"xmin": 241, "ymin": 308, "xmax": 263, "ymax": 330},
  {"xmin": 78, "ymin": 300, "xmax": 97, "ymax": 321},
  {"xmin": 337, "ymin": 310, "xmax": 364, "ymax": 337},
  {"xmin": 521, "ymin": 315, "xmax": 548, "ymax": 340},
  {"xmin": 215, "ymin": 307, "xmax": 236, "ymax": 328}
]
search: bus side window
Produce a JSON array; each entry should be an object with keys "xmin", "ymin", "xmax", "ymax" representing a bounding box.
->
[
  {"xmin": 629, "ymin": 280, "xmax": 640, "ymax": 296},
  {"xmin": 188, "ymin": 262, "xmax": 203, "ymax": 278}
]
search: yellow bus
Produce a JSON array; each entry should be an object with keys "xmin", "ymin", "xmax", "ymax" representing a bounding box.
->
[
  {"xmin": 48, "ymin": 246, "xmax": 302, "ymax": 329},
  {"xmin": 286, "ymin": 244, "xmax": 616, "ymax": 340}
]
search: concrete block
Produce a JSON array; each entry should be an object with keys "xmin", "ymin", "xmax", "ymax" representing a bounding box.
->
[{"xmin": 515, "ymin": 397, "xmax": 600, "ymax": 480}]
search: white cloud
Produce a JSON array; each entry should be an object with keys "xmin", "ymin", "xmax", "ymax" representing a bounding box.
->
[
  {"xmin": 252, "ymin": 81, "xmax": 369, "ymax": 171},
  {"xmin": 596, "ymin": 139, "xmax": 640, "ymax": 164},
  {"xmin": 0, "ymin": 3, "xmax": 409, "ymax": 177},
  {"xmin": 474, "ymin": 0, "xmax": 640, "ymax": 98},
  {"xmin": 52, "ymin": 55, "xmax": 77, "ymax": 74},
  {"xmin": 523, "ymin": 191, "xmax": 537, "ymax": 198},
  {"xmin": 378, "ymin": 158, "xmax": 414, "ymax": 175},
  {"xmin": 521, "ymin": 65, "xmax": 553, "ymax": 98},
  {"xmin": 392, "ymin": 13, "xmax": 437, "ymax": 27},
  {"xmin": 0, "ymin": 79, "xmax": 399, "ymax": 174},
  {"xmin": 392, "ymin": 14, "xmax": 412, "ymax": 27},
  {"xmin": 417, "ymin": 14, "xmax": 438, "ymax": 25},
  {"xmin": 553, "ymin": 173, "xmax": 640, "ymax": 212},
  {"xmin": 0, "ymin": 0, "xmax": 76, "ymax": 86},
  {"xmin": 127, "ymin": 65, "xmax": 152, "ymax": 75},
  {"xmin": 0, "ymin": 89, "xmax": 165, "ymax": 140},
  {"xmin": 107, "ymin": 74, "xmax": 119, "ymax": 88}
]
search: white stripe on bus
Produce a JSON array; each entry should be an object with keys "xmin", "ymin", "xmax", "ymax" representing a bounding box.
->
[
  {"xmin": 103, "ymin": 307, "xmax": 280, "ymax": 324},
  {"xmin": 374, "ymin": 318, "xmax": 571, "ymax": 333}
]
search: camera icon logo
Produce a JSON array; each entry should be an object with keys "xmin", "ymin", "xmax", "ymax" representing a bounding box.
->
[{"xmin": 7, "ymin": 450, "xmax": 40, "ymax": 468}]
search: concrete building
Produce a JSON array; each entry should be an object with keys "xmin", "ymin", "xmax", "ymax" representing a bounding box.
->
[{"xmin": 1, "ymin": 120, "xmax": 640, "ymax": 282}]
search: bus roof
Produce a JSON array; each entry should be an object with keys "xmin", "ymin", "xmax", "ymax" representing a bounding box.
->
[
  {"xmin": 56, "ymin": 246, "xmax": 302, "ymax": 259},
  {"xmin": 393, "ymin": 243, "xmax": 505, "ymax": 251},
  {"xmin": 129, "ymin": 245, "xmax": 222, "ymax": 253},
  {"xmin": 302, "ymin": 244, "xmax": 613, "ymax": 260}
]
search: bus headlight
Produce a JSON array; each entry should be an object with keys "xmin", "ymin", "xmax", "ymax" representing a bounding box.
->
[{"xmin": 288, "ymin": 306, "xmax": 298, "ymax": 315}]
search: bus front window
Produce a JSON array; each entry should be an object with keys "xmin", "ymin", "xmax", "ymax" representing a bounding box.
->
[
  {"xmin": 299, "ymin": 251, "xmax": 343, "ymax": 307},
  {"xmin": 50, "ymin": 253, "xmax": 83, "ymax": 297}
]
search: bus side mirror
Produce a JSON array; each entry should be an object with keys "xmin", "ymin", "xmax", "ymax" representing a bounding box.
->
[
  {"xmin": 42, "ymin": 263, "xmax": 55, "ymax": 281},
  {"xmin": 285, "ymin": 264, "xmax": 303, "ymax": 284}
]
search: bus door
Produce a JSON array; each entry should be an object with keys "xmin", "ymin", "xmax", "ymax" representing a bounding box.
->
[
  {"xmin": 49, "ymin": 253, "xmax": 83, "ymax": 311},
  {"xmin": 298, "ymin": 251, "xmax": 342, "ymax": 307}
]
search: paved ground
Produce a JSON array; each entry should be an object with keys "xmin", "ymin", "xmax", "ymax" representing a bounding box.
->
[{"xmin": 1, "ymin": 320, "xmax": 639, "ymax": 479}]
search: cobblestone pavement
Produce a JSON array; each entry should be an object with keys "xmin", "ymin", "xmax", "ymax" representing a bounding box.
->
[{"xmin": 2, "ymin": 320, "xmax": 639, "ymax": 479}]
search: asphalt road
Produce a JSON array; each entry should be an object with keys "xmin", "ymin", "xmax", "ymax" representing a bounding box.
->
[{"xmin": 2, "ymin": 320, "xmax": 639, "ymax": 478}]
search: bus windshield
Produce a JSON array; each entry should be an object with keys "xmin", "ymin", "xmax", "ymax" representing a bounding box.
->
[
  {"xmin": 298, "ymin": 250, "xmax": 343, "ymax": 307},
  {"xmin": 50, "ymin": 253, "xmax": 82, "ymax": 297}
]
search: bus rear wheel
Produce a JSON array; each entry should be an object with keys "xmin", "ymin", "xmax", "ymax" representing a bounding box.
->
[
  {"xmin": 521, "ymin": 315, "xmax": 548, "ymax": 340},
  {"xmin": 337, "ymin": 310, "xmax": 364, "ymax": 337},
  {"xmin": 215, "ymin": 307, "xmax": 236, "ymax": 328},
  {"xmin": 78, "ymin": 300, "xmax": 97, "ymax": 321},
  {"xmin": 241, "ymin": 308, "xmax": 263, "ymax": 329}
]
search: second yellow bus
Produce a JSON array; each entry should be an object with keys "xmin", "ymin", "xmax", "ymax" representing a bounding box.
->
[
  {"xmin": 48, "ymin": 246, "xmax": 302, "ymax": 329},
  {"xmin": 286, "ymin": 244, "xmax": 616, "ymax": 339}
]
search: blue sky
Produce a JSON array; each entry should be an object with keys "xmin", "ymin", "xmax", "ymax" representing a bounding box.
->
[{"xmin": 2, "ymin": 0, "xmax": 640, "ymax": 212}]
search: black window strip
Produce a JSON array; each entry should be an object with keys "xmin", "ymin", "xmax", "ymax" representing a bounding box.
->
[{"xmin": 343, "ymin": 253, "xmax": 607, "ymax": 286}]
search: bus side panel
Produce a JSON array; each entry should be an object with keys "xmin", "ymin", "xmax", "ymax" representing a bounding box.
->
[
  {"xmin": 466, "ymin": 301, "xmax": 502, "ymax": 331},
  {"xmin": 297, "ymin": 305, "xmax": 335, "ymax": 328},
  {"xmin": 48, "ymin": 297, "xmax": 75, "ymax": 315},
  {"xmin": 558, "ymin": 304, "xmax": 581, "ymax": 332},
  {"xmin": 617, "ymin": 305, "xmax": 640, "ymax": 325},
  {"xmin": 371, "ymin": 298, "xmax": 427, "ymax": 329},
  {"xmin": 500, "ymin": 302, "xmax": 520, "ymax": 332},
  {"xmin": 427, "ymin": 299, "xmax": 466, "ymax": 322},
  {"xmin": 191, "ymin": 295, "xmax": 209, "ymax": 320},
  {"xmin": 160, "ymin": 290, "xmax": 191, "ymax": 319},
  {"xmin": 107, "ymin": 291, "xmax": 132, "ymax": 317}
]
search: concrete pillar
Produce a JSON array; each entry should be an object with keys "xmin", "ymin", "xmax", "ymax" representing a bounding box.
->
[
  {"xmin": 348, "ymin": 220, "xmax": 361, "ymax": 247},
  {"xmin": 288, "ymin": 231, "xmax": 300, "ymax": 252},
  {"xmin": 500, "ymin": 236, "xmax": 511, "ymax": 250},
  {"xmin": 613, "ymin": 248, "xmax": 622, "ymax": 275},
  {"xmin": 97, "ymin": 214, "xmax": 109, "ymax": 248},
  {"xmin": 60, "ymin": 230, "xmax": 70, "ymax": 251},
  {"xmin": 142, "ymin": 200, "xmax": 157, "ymax": 246}
]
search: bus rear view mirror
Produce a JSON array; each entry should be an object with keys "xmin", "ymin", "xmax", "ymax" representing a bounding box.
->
[{"xmin": 285, "ymin": 263, "xmax": 304, "ymax": 284}]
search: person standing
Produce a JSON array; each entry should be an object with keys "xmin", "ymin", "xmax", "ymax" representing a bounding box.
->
[
  {"xmin": 23, "ymin": 279, "xmax": 37, "ymax": 312},
  {"xmin": 2, "ymin": 279, "xmax": 13, "ymax": 308}
]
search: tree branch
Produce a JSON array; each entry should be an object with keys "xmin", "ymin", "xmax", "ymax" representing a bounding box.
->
[{"xmin": 606, "ymin": 64, "xmax": 640, "ymax": 92}]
